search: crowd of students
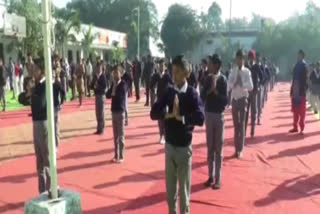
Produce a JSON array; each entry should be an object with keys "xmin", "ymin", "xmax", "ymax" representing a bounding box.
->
[{"xmin": 4, "ymin": 47, "xmax": 319, "ymax": 214}]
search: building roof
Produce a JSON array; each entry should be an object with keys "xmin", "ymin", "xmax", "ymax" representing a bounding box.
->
[{"xmin": 210, "ymin": 30, "xmax": 260, "ymax": 38}]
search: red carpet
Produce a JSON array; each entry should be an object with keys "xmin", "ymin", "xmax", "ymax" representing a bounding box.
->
[{"xmin": 1, "ymin": 83, "xmax": 320, "ymax": 214}]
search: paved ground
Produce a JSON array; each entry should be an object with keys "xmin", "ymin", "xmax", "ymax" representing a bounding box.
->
[{"xmin": 0, "ymin": 83, "xmax": 320, "ymax": 214}]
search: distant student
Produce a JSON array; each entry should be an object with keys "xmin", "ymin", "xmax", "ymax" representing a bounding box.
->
[
  {"xmin": 228, "ymin": 50, "xmax": 253, "ymax": 158},
  {"xmin": 106, "ymin": 65, "xmax": 127, "ymax": 163},
  {"xmin": 94, "ymin": 63, "xmax": 107, "ymax": 135},
  {"xmin": 0, "ymin": 58, "xmax": 6, "ymax": 112},
  {"xmin": 289, "ymin": 50, "xmax": 308, "ymax": 135},
  {"xmin": 310, "ymin": 61, "xmax": 320, "ymax": 115},
  {"xmin": 201, "ymin": 54, "xmax": 228, "ymax": 189},
  {"xmin": 151, "ymin": 59, "xmax": 173, "ymax": 144},
  {"xmin": 53, "ymin": 75, "xmax": 66, "ymax": 148},
  {"xmin": 122, "ymin": 63, "xmax": 133, "ymax": 126},
  {"xmin": 245, "ymin": 50, "xmax": 263, "ymax": 137},
  {"xmin": 151, "ymin": 55, "xmax": 205, "ymax": 214}
]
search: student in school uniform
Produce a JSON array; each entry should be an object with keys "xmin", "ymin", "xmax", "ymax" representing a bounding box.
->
[
  {"xmin": 18, "ymin": 58, "xmax": 62, "ymax": 197},
  {"xmin": 106, "ymin": 65, "xmax": 127, "ymax": 163},
  {"xmin": 228, "ymin": 50, "xmax": 253, "ymax": 159},
  {"xmin": 310, "ymin": 62, "xmax": 320, "ymax": 115},
  {"xmin": 94, "ymin": 63, "xmax": 107, "ymax": 135},
  {"xmin": 53, "ymin": 74, "xmax": 66, "ymax": 149},
  {"xmin": 121, "ymin": 63, "xmax": 132, "ymax": 126},
  {"xmin": 187, "ymin": 65, "xmax": 198, "ymax": 89},
  {"xmin": 289, "ymin": 50, "xmax": 308, "ymax": 135},
  {"xmin": 151, "ymin": 59, "xmax": 173, "ymax": 144},
  {"xmin": 0, "ymin": 58, "xmax": 6, "ymax": 112},
  {"xmin": 245, "ymin": 50, "xmax": 263, "ymax": 138},
  {"xmin": 201, "ymin": 54, "xmax": 228, "ymax": 189},
  {"xmin": 151, "ymin": 55, "xmax": 205, "ymax": 214}
]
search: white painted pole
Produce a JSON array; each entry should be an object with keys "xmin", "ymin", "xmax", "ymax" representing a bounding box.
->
[{"xmin": 41, "ymin": 0, "xmax": 58, "ymax": 199}]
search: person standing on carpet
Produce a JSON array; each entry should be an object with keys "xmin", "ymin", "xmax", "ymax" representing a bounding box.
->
[
  {"xmin": 289, "ymin": 50, "xmax": 308, "ymax": 134},
  {"xmin": 201, "ymin": 54, "xmax": 228, "ymax": 189},
  {"xmin": 94, "ymin": 63, "xmax": 107, "ymax": 135},
  {"xmin": 0, "ymin": 58, "xmax": 6, "ymax": 112},
  {"xmin": 107, "ymin": 65, "xmax": 127, "ymax": 163},
  {"xmin": 122, "ymin": 63, "xmax": 132, "ymax": 126},
  {"xmin": 309, "ymin": 62, "xmax": 320, "ymax": 115},
  {"xmin": 133, "ymin": 57, "xmax": 142, "ymax": 102},
  {"xmin": 245, "ymin": 50, "xmax": 263, "ymax": 138},
  {"xmin": 143, "ymin": 55, "xmax": 155, "ymax": 106},
  {"xmin": 151, "ymin": 55, "xmax": 205, "ymax": 214},
  {"xmin": 256, "ymin": 53, "xmax": 265, "ymax": 125},
  {"xmin": 151, "ymin": 59, "xmax": 173, "ymax": 144},
  {"xmin": 228, "ymin": 50, "xmax": 253, "ymax": 159},
  {"xmin": 53, "ymin": 75, "xmax": 66, "ymax": 149}
]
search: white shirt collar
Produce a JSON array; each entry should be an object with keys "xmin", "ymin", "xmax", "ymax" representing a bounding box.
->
[{"xmin": 175, "ymin": 81, "xmax": 188, "ymax": 93}]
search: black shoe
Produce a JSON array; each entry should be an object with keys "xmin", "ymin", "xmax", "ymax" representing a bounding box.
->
[
  {"xmin": 315, "ymin": 111, "xmax": 318, "ymax": 114},
  {"xmin": 94, "ymin": 131, "xmax": 103, "ymax": 135},
  {"xmin": 144, "ymin": 103, "xmax": 149, "ymax": 107},
  {"xmin": 204, "ymin": 178, "xmax": 213, "ymax": 187},
  {"xmin": 289, "ymin": 129, "xmax": 298, "ymax": 133},
  {"xmin": 212, "ymin": 182, "xmax": 221, "ymax": 190}
]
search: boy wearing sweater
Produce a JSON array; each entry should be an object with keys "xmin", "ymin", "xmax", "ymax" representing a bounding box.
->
[
  {"xmin": 151, "ymin": 55, "xmax": 205, "ymax": 214},
  {"xmin": 107, "ymin": 65, "xmax": 127, "ymax": 163}
]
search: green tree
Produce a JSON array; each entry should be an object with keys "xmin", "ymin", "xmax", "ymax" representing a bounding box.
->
[
  {"xmin": 81, "ymin": 25, "xmax": 98, "ymax": 59},
  {"xmin": 253, "ymin": 1, "xmax": 320, "ymax": 80},
  {"xmin": 66, "ymin": 0, "xmax": 159, "ymax": 58},
  {"xmin": 5, "ymin": 0, "xmax": 43, "ymax": 55},
  {"xmin": 54, "ymin": 8, "xmax": 81, "ymax": 57},
  {"xmin": 161, "ymin": 4, "xmax": 203, "ymax": 57},
  {"xmin": 206, "ymin": 2, "xmax": 223, "ymax": 32}
]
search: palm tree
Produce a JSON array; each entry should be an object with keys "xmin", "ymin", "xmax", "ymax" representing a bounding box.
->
[
  {"xmin": 81, "ymin": 25, "xmax": 98, "ymax": 60},
  {"xmin": 54, "ymin": 9, "xmax": 81, "ymax": 57}
]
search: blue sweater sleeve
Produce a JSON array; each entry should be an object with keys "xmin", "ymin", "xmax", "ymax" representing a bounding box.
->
[
  {"xmin": 150, "ymin": 89, "xmax": 168, "ymax": 120},
  {"xmin": 184, "ymin": 89, "xmax": 205, "ymax": 127}
]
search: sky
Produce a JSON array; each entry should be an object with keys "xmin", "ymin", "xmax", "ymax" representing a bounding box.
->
[{"xmin": 53, "ymin": 0, "xmax": 319, "ymax": 23}]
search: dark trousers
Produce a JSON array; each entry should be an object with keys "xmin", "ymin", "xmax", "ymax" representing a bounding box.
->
[
  {"xmin": 245, "ymin": 90, "xmax": 258, "ymax": 136},
  {"xmin": 95, "ymin": 95, "xmax": 105, "ymax": 133},
  {"xmin": 33, "ymin": 120, "xmax": 50, "ymax": 193},
  {"xmin": 112, "ymin": 112, "xmax": 125, "ymax": 159},
  {"xmin": 232, "ymin": 97, "xmax": 248, "ymax": 153},
  {"xmin": 86, "ymin": 75, "xmax": 92, "ymax": 96},
  {"xmin": 158, "ymin": 120, "xmax": 165, "ymax": 137},
  {"xmin": 205, "ymin": 112, "xmax": 224, "ymax": 182},
  {"xmin": 151, "ymin": 90, "xmax": 156, "ymax": 107},
  {"xmin": 134, "ymin": 77, "xmax": 141, "ymax": 100},
  {"xmin": 145, "ymin": 76, "xmax": 151, "ymax": 105}
]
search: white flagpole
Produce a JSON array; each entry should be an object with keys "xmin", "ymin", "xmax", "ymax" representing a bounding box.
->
[{"xmin": 41, "ymin": 0, "xmax": 58, "ymax": 199}]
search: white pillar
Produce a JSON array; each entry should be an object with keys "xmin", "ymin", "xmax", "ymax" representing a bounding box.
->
[{"xmin": 41, "ymin": 0, "xmax": 58, "ymax": 199}]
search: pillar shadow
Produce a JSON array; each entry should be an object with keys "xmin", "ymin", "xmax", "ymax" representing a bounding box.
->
[
  {"xmin": 268, "ymin": 143, "xmax": 320, "ymax": 160},
  {"xmin": 254, "ymin": 174, "xmax": 320, "ymax": 207}
]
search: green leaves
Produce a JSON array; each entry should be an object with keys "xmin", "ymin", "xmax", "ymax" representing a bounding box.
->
[{"xmin": 161, "ymin": 4, "xmax": 202, "ymax": 58}]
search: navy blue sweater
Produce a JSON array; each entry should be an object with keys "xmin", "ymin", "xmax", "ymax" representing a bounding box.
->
[
  {"xmin": 201, "ymin": 74, "xmax": 228, "ymax": 113},
  {"xmin": 106, "ymin": 80, "xmax": 127, "ymax": 113},
  {"xmin": 150, "ymin": 85, "xmax": 205, "ymax": 147},
  {"xmin": 94, "ymin": 73, "xmax": 107, "ymax": 95}
]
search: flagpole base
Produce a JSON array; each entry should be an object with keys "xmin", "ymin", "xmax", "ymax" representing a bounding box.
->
[{"xmin": 24, "ymin": 189, "xmax": 82, "ymax": 214}]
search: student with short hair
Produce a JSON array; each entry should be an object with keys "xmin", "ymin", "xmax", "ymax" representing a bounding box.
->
[
  {"xmin": 290, "ymin": 50, "xmax": 308, "ymax": 134},
  {"xmin": 106, "ymin": 65, "xmax": 127, "ymax": 163},
  {"xmin": 201, "ymin": 54, "xmax": 228, "ymax": 189},
  {"xmin": 151, "ymin": 55, "xmax": 205, "ymax": 214},
  {"xmin": 93, "ymin": 63, "xmax": 107, "ymax": 135},
  {"xmin": 228, "ymin": 50, "xmax": 253, "ymax": 159}
]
